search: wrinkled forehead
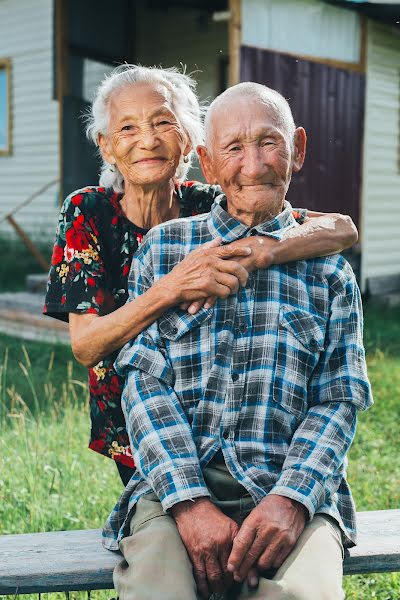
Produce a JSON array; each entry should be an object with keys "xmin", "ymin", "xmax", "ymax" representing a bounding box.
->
[
  {"xmin": 107, "ymin": 80, "xmax": 175, "ymax": 117},
  {"xmin": 210, "ymin": 96, "xmax": 291, "ymax": 144}
]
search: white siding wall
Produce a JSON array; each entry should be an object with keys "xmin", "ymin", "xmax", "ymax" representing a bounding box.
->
[
  {"xmin": 241, "ymin": 0, "xmax": 361, "ymax": 63},
  {"xmin": 0, "ymin": 0, "xmax": 59, "ymax": 241},
  {"xmin": 360, "ymin": 22, "xmax": 400, "ymax": 290}
]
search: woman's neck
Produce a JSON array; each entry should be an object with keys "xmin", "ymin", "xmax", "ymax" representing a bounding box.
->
[{"xmin": 120, "ymin": 180, "xmax": 180, "ymax": 229}]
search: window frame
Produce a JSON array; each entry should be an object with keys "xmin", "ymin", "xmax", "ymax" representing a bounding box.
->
[{"xmin": 0, "ymin": 58, "xmax": 11, "ymax": 156}]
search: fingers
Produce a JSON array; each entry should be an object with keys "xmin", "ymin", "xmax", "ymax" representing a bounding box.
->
[
  {"xmin": 214, "ymin": 243, "xmax": 252, "ymax": 259},
  {"xmin": 215, "ymin": 257, "xmax": 249, "ymax": 287},
  {"xmin": 227, "ymin": 525, "xmax": 256, "ymax": 577},
  {"xmin": 187, "ymin": 299, "xmax": 205, "ymax": 315},
  {"xmin": 205, "ymin": 554, "xmax": 226, "ymax": 595},
  {"xmin": 193, "ymin": 558, "xmax": 210, "ymax": 599},
  {"xmin": 201, "ymin": 236, "xmax": 222, "ymax": 250},
  {"xmin": 247, "ymin": 567, "xmax": 259, "ymax": 590}
]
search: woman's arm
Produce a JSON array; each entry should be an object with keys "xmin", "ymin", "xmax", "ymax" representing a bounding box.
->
[
  {"xmin": 228, "ymin": 212, "xmax": 358, "ymax": 271},
  {"xmin": 271, "ymin": 211, "xmax": 358, "ymax": 265},
  {"xmin": 69, "ymin": 240, "xmax": 251, "ymax": 367}
]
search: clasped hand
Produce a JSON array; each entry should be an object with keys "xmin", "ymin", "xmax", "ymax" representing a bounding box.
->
[{"xmin": 171, "ymin": 495, "xmax": 307, "ymax": 598}]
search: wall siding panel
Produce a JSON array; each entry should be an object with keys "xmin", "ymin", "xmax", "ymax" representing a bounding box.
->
[
  {"xmin": 0, "ymin": 0, "xmax": 59, "ymax": 242},
  {"xmin": 360, "ymin": 22, "xmax": 400, "ymax": 291}
]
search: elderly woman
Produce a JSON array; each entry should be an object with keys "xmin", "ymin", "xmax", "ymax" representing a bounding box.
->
[{"xmin": 44, "ymin": 65, "xmax": 357, "ymax": 486}]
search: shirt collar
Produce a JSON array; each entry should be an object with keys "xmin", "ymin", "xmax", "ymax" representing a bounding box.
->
[{"xmin": 207, "ymin": 194, "xmax": 297, "ymax": 243}]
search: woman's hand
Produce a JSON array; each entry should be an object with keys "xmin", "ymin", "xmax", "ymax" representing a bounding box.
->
[{"xmin": 159, "ymin": 237, "xmax": 253, "ymax": 310}]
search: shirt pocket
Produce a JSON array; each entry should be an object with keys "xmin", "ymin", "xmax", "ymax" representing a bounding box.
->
[
  {"xmin": 158, "ymin": 306, "xmax": 213, "ymax": 341},
  {"xmin": 272, "ymin": 305, "xmax": 327, "ymax": 419}
]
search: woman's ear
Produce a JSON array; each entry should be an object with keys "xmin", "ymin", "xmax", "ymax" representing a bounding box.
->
[
  {"xmin": 197, "ymin": 145, "xmax": 218, "ymax": 184},
  {"xmin": 292, "ymin": 127, "xmax": 307, "ymax": 173},
  {"xmin": 98, "ymin": 133, "xmax": 115, "ymax": 166}
]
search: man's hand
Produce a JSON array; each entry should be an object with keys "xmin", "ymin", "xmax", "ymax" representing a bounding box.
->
[
  {"xmin": 171, "ymin": 497, "xmax": 239, "ymax": 598},
  {"xmin": 227, "ymin": 495, "xmax": 308, "ymax": 582}
]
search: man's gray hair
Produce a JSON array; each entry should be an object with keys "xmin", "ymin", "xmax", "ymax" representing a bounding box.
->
[
  {"xmin": 205, "ymin": 82, "xmax": 296, "ymax": 151},
  {"xmin": 86, "ymin": 64, "xmax": 205, "ymax": 192}
]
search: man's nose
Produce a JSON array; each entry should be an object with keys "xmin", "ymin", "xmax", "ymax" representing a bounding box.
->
[{"xmin": 241, "ymin": 147, "xmax": 267, "ymax": 179}]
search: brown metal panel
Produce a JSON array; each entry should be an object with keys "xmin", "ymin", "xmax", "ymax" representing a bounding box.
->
[{"xmin": 240, "ymin": 46, "xmax": 365, "ymax": 227}]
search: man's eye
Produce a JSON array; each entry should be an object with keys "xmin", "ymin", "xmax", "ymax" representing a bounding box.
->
[
  {"xmin": 261, "ymin": 139, "xmax": 274, "ymax": 146},
  {"xmin": 156, "ymin": 120, "xmax": 172, "ymax": 127},
  {"xmin": 229, "ymin": 146, "xmax": 241, "ymax": 152},
  {"xmin": 121, "ymin": 125, "xmax": 133, "ymax": 131}
]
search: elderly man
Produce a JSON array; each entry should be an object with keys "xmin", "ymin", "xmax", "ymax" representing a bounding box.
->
[{"xmin": 103, "ymin": 82, "xmax": 372, "ymax": 600}]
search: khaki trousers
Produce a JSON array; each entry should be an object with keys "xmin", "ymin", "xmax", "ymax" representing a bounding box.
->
[{"xmin": 114, "ymin": 463, "xmax": 345, "ymax": 600}]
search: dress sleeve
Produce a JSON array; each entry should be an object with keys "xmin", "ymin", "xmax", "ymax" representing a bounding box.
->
[{"xmin": 44, "ymin": 190, "xmax": 108, "ymax": 322}]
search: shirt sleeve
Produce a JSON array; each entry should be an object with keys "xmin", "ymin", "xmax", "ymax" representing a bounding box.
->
[
  {"xmin": 44, "ymin": 190, "xmax": 108, "ymax": 321},
  {"xmin": 269, "ymin": 264, "xmax": 373, "ymax": 518},
  {"xmin": 115, "ymin": 235, "xmax": 210, "ymax": 510}
]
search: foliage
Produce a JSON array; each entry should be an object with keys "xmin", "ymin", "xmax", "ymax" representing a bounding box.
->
[
  {"xmin": 0, "ymin": 304, "xmax": 399, "ymax": 598},
  {"xmin": 0, "ymin": 233, "xmax": 52, "ymax": 292}
]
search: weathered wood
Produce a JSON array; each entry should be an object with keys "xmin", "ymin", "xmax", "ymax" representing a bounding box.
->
[
  {"xmin": 344, "ymin": 510, "xmax": 400, "ymax": 575},
  {"xmin": 1, "ymin": 510, "xmax": 399, "ymax": 595},
  {"xmin": 0, "ymin": 529, "xmax": 120, "ymax": 594}
]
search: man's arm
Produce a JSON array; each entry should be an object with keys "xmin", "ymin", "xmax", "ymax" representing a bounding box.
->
[
  {"xmin": 228, "ymin": 263, "xmax": 373, "ymax": 580},
  {"xmin": 117, "ymin": 234, "xmax": 244, "ymax": 598}
]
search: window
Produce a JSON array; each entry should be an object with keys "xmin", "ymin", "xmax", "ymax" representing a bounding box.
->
[{"xmin": 0, "ymin": 59, "xmax": 11, "ymax": 155}]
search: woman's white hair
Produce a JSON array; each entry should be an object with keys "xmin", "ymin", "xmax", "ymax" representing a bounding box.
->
[{"xmin": 86, "ymin": 64, "xmax": 205, "ymax": 192}]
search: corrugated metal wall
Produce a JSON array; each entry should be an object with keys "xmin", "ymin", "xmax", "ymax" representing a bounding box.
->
[
  {"xmin": 360, "ymin": 21, "xmax": 400, "ymax": 291},
  {"xmin": 241, "ymin": 46, "xmax": 365, "ymax": 228},
  {"xmin": 0, "ymin": 0, "xmax": 59, "ymax": 241}
]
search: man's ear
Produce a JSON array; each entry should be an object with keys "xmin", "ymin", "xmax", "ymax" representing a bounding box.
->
[
  {"xmin": 197, "ymin": 145, "xmax": 218, "ymax": 184},
  {"xmin": 98, "ymin": 133, "xmax": 115, "ymax": 166},
  {"xmin": 292, "ymin": 127, "xmax": 307, "ymax": 173}
]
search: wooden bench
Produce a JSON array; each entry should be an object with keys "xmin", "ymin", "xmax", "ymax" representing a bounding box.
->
[{"xmin": 1, "ymin": 510, "xmax": 399, "ymax": 595}]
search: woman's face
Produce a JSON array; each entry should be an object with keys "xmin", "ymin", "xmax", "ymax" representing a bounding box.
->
[{"xmin": 99, "ymin": 82, "xmax": 191, "ymax": 188}]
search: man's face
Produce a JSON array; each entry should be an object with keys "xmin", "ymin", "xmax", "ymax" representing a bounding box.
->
[{"xmin": 199, "ymin": 97, "xmax": 305, "ymax": 223}]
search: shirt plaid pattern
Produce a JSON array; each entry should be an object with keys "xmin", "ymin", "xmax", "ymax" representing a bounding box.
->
[{"xmin": 103, "ymin": 197, "xmax": 373, "ymax": 551}]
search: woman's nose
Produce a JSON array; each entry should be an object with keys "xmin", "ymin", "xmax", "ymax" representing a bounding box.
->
[{"xmin": 139, "ymin": 127, "xmax": 160, "ymax": 150}]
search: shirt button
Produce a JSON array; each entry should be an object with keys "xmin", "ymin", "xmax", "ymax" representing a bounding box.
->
[
  {"xmin": 310, "ymin": 337, "xmax": 319, "ymax": 348},
  {"xmin": 231, "ymin": 373, "xmax": 239, "ymax": 382},
  {"xmin": 222, "ymin": 430, "xmax": 230, "ymax": 439},
  {"xmin": 238, "ymin": 322, "xmax": 247, "ymax": 334},
  {"xmin": 171, "ymin": 326, "xmax": 178, "ymax": 335}
]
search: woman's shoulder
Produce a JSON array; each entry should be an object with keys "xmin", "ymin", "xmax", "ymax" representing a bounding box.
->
[
  {"xmin": 179, "ymin": 180, "xmax": 222, "ymax": 215},
  {"xmin": 61, "ymin": 186, "xmax": 118, "ymax": 219}
]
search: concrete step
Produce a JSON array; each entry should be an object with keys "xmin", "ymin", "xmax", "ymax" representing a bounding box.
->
[{"xmin": 0, "ymin": 292, "xmax": 69, "ymax": 345}]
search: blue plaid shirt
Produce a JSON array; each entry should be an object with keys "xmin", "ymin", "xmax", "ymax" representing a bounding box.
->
[{"xmin": 103, "ymin": 197, "xmax": 372, "ymax": 551}]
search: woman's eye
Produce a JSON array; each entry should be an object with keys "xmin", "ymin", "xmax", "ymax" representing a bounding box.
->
[
  {"xmin": 121, "ymin": 125, "xmax": 133, "ymax": 131},
  {"xmin": 229, "ymin": 146, "xmax": 241, "ymax": 152},
  {"xmin": 261, "ymin": 139, "xmax": 274, "ymax": 146},
  {"xmin": 156, "ymin": 120, "xmax": 172, "ymax": 127}
]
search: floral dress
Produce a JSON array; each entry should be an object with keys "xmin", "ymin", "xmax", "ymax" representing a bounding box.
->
[{"xmin": 44, "ymin": 182, "xmax": 220, "ymax": 468}]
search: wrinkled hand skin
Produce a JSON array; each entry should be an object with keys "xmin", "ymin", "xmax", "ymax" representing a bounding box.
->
[
  {"xmin": 171, "ymin": 497, "xmax": 239, "ymax": 598},
  {"xmin": 182, "ymin": 236, "xmax": 277, "ymax": 315},
  {"xmin": 229, "ymin": 236, "xmax": 278, "ymax": 271},
  {"xmin": 227, "ymin": 495, "xmax": 308, "ymax": 583}
]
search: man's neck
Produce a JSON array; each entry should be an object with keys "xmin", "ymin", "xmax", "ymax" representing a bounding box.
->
[{"xmin": 225, "ymin": 198, "xmax": 284, "ymax": 228}]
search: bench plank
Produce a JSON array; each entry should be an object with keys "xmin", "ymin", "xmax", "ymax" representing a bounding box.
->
[{"xmin": 1, "ymin": 510, "xmax": 399, "ymax": 594}]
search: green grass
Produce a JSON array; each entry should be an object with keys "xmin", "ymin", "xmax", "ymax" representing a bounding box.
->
[
  {"xmin": 0, "ymin": 304, "xmax": 399, "ymax": 599},
  {"xmin": 0, "ymin": 234, "xmax": 52, "ymax": 292}
]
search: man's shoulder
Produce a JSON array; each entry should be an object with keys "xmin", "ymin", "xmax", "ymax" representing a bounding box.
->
[
  {"xmin": 144, "ymin": 213, "xmax": 209, "ymax": 245},
  {"xmin": 307, "ymin": 253, "xmax": 357, "ymax": 291}
]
